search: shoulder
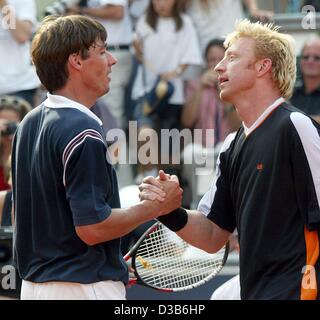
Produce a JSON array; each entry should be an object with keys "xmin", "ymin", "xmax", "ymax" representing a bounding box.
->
[
  {"xmin": 276, "ymin": 103, "xmax": 320, "ymax": 142},
  {"xmin": 278, "ymin": 102, "xmax": 315, "ymax": 127},
  {"xmin": 220, "ymin": 131, "xmax": 238, "ymax": 154},
  {"xmin": 288, "ymin": 109, "xmax": 320, "ymax": 139}
]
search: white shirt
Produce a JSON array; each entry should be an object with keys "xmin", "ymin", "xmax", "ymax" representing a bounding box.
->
[
  {"xmin": 132, "ymin": 14, "xmax": 202, "ymax": 105},
  {"xmin": 187, "ymin": 0, "xmax": 245, "ymax": 52},
  {"xmin": 0, "ymin": 0, "xmax": 40, "ymax": 94},
  {"xmin": 87, "ymin": 0, "xmax": 132, "ymax": 45}
]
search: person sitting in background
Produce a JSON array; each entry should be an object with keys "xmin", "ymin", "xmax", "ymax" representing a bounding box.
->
[
  {"xmin": 0, "ymin": 95, "xmax": 31, "ymax": 191},
  {"xmin": 291, "ymin": 37, "xmax": 320, "ymax": 123}
]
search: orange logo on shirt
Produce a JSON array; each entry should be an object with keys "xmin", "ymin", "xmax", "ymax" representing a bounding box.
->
[{"xmin": 256, "ymin": 163, "xmax": 264, "ymax": 170}]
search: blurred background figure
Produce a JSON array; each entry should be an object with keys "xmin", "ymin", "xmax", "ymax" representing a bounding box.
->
[
  {"xmin": 0, "ymin": 0, "xmax": 40, "ymax": 107},
  {"xmin": 0, "ymin": 95, "xmax": 31, "ymax": 194},
  {"xmin": 0, "ymin": 95, "xmax": 30, "ymax": 300},
  {"xmin": 131, "ymin": 0, "xmax": 202, "ymax": 183},
  {"xmin": 291, "ymin": 37, "xmax": 320, "ymax": 123}
]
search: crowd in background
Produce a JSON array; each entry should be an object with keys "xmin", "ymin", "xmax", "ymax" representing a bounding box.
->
[{"xmin": 0, "ymin": 0, "xmax": 320, "ymax": 225}]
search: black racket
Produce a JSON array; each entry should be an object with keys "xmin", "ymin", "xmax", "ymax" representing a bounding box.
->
[{"xmin": 124, "ymin": 221, "xmax": 229, "ymax": 292}]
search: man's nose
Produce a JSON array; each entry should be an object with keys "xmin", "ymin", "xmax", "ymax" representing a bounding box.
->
[
  {"xmin": 107, "ymin": 52, "xmax": 117, "ymax": 66},
  {"xmin": 214, "ymin": 61, "xmax": 224, "ymax": 73}
]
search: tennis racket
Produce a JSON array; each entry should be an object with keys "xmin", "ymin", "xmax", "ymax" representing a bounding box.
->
[{"xmin": 124, "ymin": 221, "xmax": 229, "ymax": 292}]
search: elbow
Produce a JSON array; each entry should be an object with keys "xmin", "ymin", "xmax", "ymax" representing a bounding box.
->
[
  {"xmin": 204, "ymin": 244, "xmax": 222, "ymax": 254},
  {"xmin": 76, "ymin": 226, "xmax": 101, "ymax": 246}
]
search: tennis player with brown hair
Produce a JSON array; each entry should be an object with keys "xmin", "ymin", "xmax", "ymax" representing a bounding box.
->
[{"xmin": 11, "ymin": 15, "xmax": 182, "ymax": 300}]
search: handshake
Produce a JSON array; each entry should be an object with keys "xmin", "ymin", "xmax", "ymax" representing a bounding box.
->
[{"xmin": 138, "ymin": 170, "xmax": 187, "ymax": 231}]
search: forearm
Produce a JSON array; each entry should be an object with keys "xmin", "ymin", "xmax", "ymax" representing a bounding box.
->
[
  {"xmin": 76, "ymin": 200, "xmax": 162, "ymax": 245},
  {"xmin": 176, "ymin": 210, "xmax": 231, "ymax": 253},
  {"xmin": 81, "ymin": 5, "xmax": 124, "ymax": 20}
]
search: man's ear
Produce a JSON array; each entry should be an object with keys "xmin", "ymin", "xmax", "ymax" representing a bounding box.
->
[
  {"xmin": 68, "ymin": 53, "xmax": 82, "ymax": 71},
  {"xmin": 256, "ymin": 58, "xmax": 272, "ymax": 77}
]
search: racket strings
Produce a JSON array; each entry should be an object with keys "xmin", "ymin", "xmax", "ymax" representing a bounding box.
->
[{"xmin": 134, "ymin": 224, "xmax": 226, "ymax": 290}]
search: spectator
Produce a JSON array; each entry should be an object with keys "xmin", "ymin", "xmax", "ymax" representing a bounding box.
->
[
  {"xmin": 0, "ymin": 95, "xmax": 31, "ymax": 191},
  {"xmin": 131, "ymin": 0, "xmax": 202, "ymax": 182},
  {"xmin": 0, "ymin": 0, "xmax": 40, "ymax": 107},
  {"xmin": 291, "ymin": 37, "xmax": 320, "ymax": 123}
]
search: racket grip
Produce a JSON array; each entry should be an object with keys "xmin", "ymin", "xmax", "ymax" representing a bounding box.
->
[{"xmin": 157, "ymin": 207, "xmax": 188, "ymax": 231}]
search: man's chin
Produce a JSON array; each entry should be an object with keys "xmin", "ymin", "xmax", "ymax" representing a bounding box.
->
[{"xmin": 220, "ymin": 90, "xmax": 232, "ymax": 103}]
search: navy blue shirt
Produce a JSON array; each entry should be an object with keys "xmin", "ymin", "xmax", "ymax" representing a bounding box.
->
[{"xmin": 12, "ymin": 97, "xmax": 128, "ymax": 284}]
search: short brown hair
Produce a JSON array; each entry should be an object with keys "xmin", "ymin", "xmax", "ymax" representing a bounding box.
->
[{"xmin": 31, "ymin": 15, "xmax": 107, "ymax": 93}]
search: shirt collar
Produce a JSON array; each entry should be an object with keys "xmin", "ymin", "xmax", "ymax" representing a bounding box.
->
[
  {"xmin": 43, "ymin": 93, "xmax": 103, "ymax": 126},
  {"xmin": 243, "ymin": 97, "xmax": 285, "ymax": 136}
]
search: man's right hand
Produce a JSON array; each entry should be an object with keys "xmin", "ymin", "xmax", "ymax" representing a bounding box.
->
[
  {"xmin": 139, "ymin": 170, "xmax": 183, "ymax": 216},
  {"xmin": 139, "ymin": 170, "xmax": 171, "ymax": 202}
]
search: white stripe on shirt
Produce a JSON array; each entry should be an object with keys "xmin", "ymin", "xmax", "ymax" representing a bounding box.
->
[
  {"xmin": 62, "ymin": 130, "xmax": 105, "ymax": 186},
  {"xmin": 290, "ymin": 112, "xmax": 320, "ymax": 209}
]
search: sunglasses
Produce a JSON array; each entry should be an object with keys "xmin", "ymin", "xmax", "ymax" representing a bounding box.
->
[{"xmin": 301, "ymin": 55, "xmax": 320, "ymax": 61}]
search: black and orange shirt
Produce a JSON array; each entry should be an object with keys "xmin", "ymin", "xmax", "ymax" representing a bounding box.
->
[{"xmin": 198, "ymin": 97, "xmax": 320, "ymax": 300}]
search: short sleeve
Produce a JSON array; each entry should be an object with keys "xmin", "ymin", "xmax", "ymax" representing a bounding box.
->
[
  {"xmin": 290, "ymin": 112, "xmax": 320, "ymax": 230},
  {"xmin": 64, "ymin": 133, "xmax": 113, "ymax": 226}
]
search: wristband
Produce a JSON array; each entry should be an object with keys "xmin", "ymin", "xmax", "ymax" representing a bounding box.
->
[{"xmin": 157, "ymin": 207, "xmax": 188, "ymax": 231}]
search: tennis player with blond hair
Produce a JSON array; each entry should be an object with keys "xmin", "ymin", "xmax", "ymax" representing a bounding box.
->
[{"xmin": 140, "ymin": 20, "xmax": 320, "ymax": 300}]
